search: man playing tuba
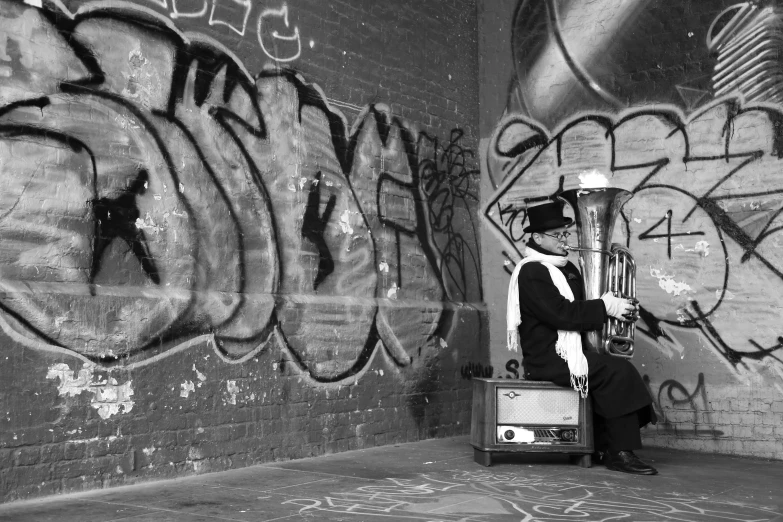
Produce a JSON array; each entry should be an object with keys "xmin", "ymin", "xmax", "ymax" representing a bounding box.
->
[{"xmin": 507, "ymin": 201, "xmax": 658, "ymax": 475}]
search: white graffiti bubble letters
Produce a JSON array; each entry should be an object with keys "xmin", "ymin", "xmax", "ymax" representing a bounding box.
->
[
  {"xmin": 209, "ymin": 0, "xmax": 252, "ymax": 36},
  {"xmin": 144, "ymin": 0, "xmax": 304, "ymax": 63},
  {"xmin": 257, "ymin": 4, "xmax": 301, "ymax": 63},
  {"xmin": 170, "ymin": 0, "xmax": 208, "ymax": 19}
]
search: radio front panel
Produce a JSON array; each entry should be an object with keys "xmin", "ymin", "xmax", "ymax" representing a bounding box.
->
[{"xmin": 496, "ymin": 386, "xmax": 580, "ymax": 426}]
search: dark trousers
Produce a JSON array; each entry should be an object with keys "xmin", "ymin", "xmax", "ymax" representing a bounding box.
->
[{"xmin": 594, "ymin": 411, "xmax": 642, "ymax": 451}]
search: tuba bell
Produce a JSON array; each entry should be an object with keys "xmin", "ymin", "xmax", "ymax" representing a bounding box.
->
[{"xmin": 558, "ymin": 188, "xmax": 636, "ymax": 358}]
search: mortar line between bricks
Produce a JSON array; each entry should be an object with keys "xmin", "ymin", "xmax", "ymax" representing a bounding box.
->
[{"xmin": 83, "ymin": 498, "xmax": 248, "ymax": 522}]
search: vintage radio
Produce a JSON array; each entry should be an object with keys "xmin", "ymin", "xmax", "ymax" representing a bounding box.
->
[{"xmin": 470, "ymin": 378, "xmax": 593, "ymax": 467}]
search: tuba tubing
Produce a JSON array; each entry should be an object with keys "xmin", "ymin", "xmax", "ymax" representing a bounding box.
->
[{"xmin": 558, "ymin": 188, "xmax": 636, "ymax": 358}]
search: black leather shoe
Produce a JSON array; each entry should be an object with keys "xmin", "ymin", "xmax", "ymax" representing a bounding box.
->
[{"xmin": 604, "ymin": 450, "xmax": 658, "ymax": 475}]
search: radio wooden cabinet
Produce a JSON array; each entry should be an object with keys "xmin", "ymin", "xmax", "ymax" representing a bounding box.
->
[{"xmin": 470, "ymin": 378, "xmax": 594, "ymax": 467}]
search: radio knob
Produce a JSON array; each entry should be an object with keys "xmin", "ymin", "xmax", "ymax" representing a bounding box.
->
[
  {"xmin": 504, "ymin": 430, "xmax": 515, "ymax": 440},
  {"xmin": 560, "ymin": 429, "xmax": 575, "ymax": 441}
]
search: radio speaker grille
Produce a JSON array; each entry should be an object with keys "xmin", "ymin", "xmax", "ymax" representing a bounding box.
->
[{"xmin": 496, "ymin": 386, "xmax": 579, "ymax": 426}]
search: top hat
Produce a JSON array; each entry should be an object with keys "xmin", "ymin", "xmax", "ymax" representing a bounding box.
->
[{"xmin": 523, "ymin": 201, "xmax": 573, "ymax": 233}]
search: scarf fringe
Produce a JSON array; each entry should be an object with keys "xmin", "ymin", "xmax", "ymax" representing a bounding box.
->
[
  {"xmin": 555, "ymin": 332, "xmax": 589, "ymax": 397},
  {"xmin": 507, "ymin": 330, "xmax": 520, "ymax": 352},
  {"xmin": 570, "ymin": 374, "xmax": 588, "ymax": 399}
]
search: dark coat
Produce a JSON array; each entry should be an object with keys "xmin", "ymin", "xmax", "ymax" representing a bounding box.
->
[{"xmin": 517, "ymin": 259, "xmax": 656, "ymax": 422}]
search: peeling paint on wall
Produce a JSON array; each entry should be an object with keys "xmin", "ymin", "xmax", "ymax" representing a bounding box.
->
[
  {"xmin": 339, "ymin": 209, "xmax": 354, "ymax": 234},
  {"xmin": 46, "ymin": 363, "xmax": 94, "ymax": 397},
  {"xmin": 91, "ymin": 378, "xmax": 134, "ymax": 419},
  {"xmin": 46, "ymin": 363, "xmax": 135, "ymax": 418},
  {"xmin": 180, "ymin": 381, "xmax": 195, "ymax": 397},
  {"xmin": 694, "ymin": 240, "xmax": 710, "ymax": 257},
  {"xmin": 649, "ymin": 267, "xmax": 694, "ymax": 297},
  {"xmin": 193, "ymin": 365, "xmax": 206, "ymax": 387},
  {"xmin": 225, "ymin": 380, "xmax": 239, "ymax": 405}
]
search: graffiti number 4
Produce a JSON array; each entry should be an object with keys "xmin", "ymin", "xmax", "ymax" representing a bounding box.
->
[{"xmin": 638, "ymin": 209, "xmax": 704, "ymax": 259}]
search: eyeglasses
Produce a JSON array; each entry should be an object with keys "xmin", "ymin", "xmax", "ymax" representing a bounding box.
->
[{"xmin": 541, "ymin": 231, "xmax": 571, "ymax": 240}]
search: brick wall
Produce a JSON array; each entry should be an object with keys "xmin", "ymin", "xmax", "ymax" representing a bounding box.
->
[
  {"xmin": 644, "ymin": 383, "xmax": 783, "ymax": 459},
  {"xmin": 0, "ymin": 0, "xmax": 482, "ymax": 502},
  {"xmin": 478, "ymin": 0, "xmax": 783, "ymax": 459}
]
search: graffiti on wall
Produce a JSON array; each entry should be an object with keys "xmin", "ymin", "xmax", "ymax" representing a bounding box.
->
[
  {"xmin": 484, "ymin": 101, "xmax": 783, "ymax": 382},
  {"xmin": 97, "ymin": 0, "xmax": 303, "ymax": 62},
  {"xmin": 503, "ymin": 0, "xmax": 782, "ymax": 150},
  {"xmin": 418, "ymin": 129, "xmax": 483, "ymax": 303},
  {"xmin": 644, "ymin": 373, "xmax": 724, "ymax": 437},
  {"xmin": 0, "ymin": 0, "xmax": 481, "ymax": 383},
  {"xmin": 460, "ymin": 361, "xmax": 493, "ymax": 380},
  {"xmin": 481, "ymin": 0, "xmax": 783, "ymax": 385}
]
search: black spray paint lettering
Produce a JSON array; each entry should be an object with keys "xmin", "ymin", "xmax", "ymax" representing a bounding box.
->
[
  {"xmin": 460, "ymin": 362, "xmax": 494, "ymax": 380},
  {"xmin": 0, "ymin": 1, "xmax": 481, "ymax": 383}
]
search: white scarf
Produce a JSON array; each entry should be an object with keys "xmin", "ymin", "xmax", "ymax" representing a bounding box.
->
[{"xmin": 506, "ymin": 246, "xmax": 589, "ymax": 398}]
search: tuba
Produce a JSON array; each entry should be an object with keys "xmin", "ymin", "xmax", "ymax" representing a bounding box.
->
[{"xmin": 558, "ymin": 188, "xmax": 636, "ymax": 358}]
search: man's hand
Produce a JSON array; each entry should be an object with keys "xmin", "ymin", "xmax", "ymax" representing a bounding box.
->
[
  {"xmin": 601, "ymin": 293, "xmax": 639, "ymax": 322},
  {"xmin": 622, "ymin": 298, "xmax": 640, "ymax": 322}
]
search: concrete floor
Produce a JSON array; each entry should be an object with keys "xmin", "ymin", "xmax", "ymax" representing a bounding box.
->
[{"xmin": 0, "ymin": 436, "xmax": 781, "ymax": 521}]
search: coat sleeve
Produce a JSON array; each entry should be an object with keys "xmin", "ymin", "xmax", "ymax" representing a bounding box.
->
[{"xmin": 518, "ymin": 262, "xmax": 606, "ymax": 331}]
